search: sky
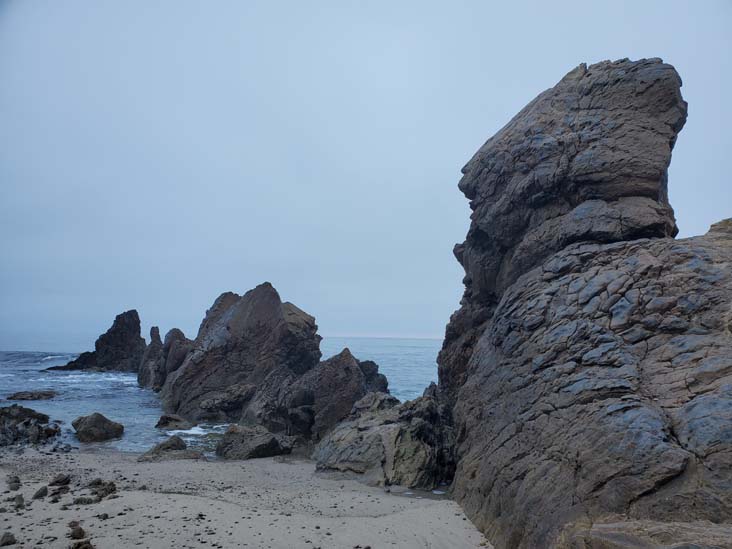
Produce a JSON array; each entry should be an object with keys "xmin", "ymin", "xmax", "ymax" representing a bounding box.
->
[{"xmin": 1, "ymin": 1, "xmax": 730, "ymax": 351}]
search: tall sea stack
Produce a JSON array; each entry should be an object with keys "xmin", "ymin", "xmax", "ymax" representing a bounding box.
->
[{"xmin": 440, "ymin": 58, "xmax": 732, "ymax": 547}]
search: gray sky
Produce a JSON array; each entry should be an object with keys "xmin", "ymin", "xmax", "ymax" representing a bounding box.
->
[{"xmin": 1, "ymin": 1, "xmax": 730, "ymax": 351}]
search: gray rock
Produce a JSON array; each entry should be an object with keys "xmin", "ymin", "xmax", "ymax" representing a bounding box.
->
[
  {"xmin": 49, "ymin": 310, "xmax": 146, "ymax": 372},
  {"xmin": 138, "ymin": 435, "xmax": 204, "ymax": 462},
  {"xmin": 72, "ymin": 413, "xmax": 124, "ymax": 442},
  {"xmin": 155, "ymin": 414, "xmax": 195, "ymax": 430},
  {"xmin": 314, "ymin": 391, "xmax": 453, "ymax": 489},
  {"xmin": 0, "ymin": 405, "xmax": 60, "ymax": 446},
  {"xmin": 137, "ymin": 327, "xmax": 193, "ymax": 391},
  {"xmin": 137, "ymin": 326, "xmax": 164, "ymax": 390},
  {"xmin": 0, "ymin": 532, "xmax": 16, "ymax": 547},
  {"xmin": 215, "ymin": 424, "xmax": 293, "ymax": 459},
  {"xmin": 437, "ymin": 58, "xmax": 732, "ymax": 547},
  {"xmin": 5, "ymin": 390, "xmax": 57, "ymax": 401},
  {"xmin": 32, "ymin": 486, "xmax": 47, "ymax": 499}
]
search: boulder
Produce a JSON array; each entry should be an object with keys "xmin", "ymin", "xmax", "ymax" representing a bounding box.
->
[
  {"xmin": 72, "ymin": 413, "xmax": 124, "ymax": 442},
  {"xmin": 215, "ymin": 424, "xmax": 293, "ymax": 459},
  {"xmin": 138, "ymin": 435, "xmax": 204, "ymax": 462},
  {"xmin": 437, "ymin": 58, "xmax": 732, "ymax": 547},
  {"xmin": 0, "ymin": 405, "xmax": 60, "ymax": 446},
  {"xmin": 160, "ymin": 282, "xmax": 323, "ymax": 423},
  {"xmin": 0, "ymin": 532, "xmax": 16, "ymax": 547},
  {"xmin": 155, "ymin": 414, "xmax": 195, "ymax": 430},
  {"xmin": 314, "ymin": 391, "xmax": 453, "ymax": 489},
  {"xmin": 5, "ymin": 390, "xmax": 57, "ymax": 401},
  {"xmin": 49, "ymin": 310, "xmax": 146, "ymax": 372}
]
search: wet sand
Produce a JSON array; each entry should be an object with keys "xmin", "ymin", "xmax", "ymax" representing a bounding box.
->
[{"xmin": 0, "ymin": 448, "xmax": 489, "ymax": 548}]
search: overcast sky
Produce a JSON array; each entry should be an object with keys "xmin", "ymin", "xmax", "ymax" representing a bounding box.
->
[{"xmin": 1, "ymin": 1, "xmax": 730, "ymax": 351}]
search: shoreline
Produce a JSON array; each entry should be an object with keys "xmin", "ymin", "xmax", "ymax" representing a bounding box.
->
[{"xmin": 0, "ymin": 447, "xmax": 489, "ymax": 548}]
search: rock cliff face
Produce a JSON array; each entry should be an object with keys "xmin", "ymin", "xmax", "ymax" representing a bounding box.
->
[
  {"xmin": 49, "ymin": 310, "xmax": 146, "ymax": 372},
  {"xmin": 439, "ymin": 58, "xmax": 732, "ymax": 547}
]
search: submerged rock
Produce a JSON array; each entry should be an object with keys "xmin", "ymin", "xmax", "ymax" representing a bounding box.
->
[
  {"xmin": 5, "ymin": 390, "xmax": 57, "ymax": 401},
  {"xmin": 49, "ymin": 310, "xmax": 146, "ymax": 372},
  {"xmin": 215, "ymin": 424, "xmax": 293, "ymax": 459},
  {"xmin": 437, "ymin": 58, "xmax": 732, "ymax": 547},
  {"xmin": 0, "ymin": 405, "xmax": 60, "ymax": 446},
  {"xmin": 72, "ymin": 412, "xmax": 124, "ymax": 442}
]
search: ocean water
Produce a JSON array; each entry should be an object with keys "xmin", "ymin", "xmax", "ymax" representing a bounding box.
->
[{"xmin": 0, "ymin": 337, "xmax": 440, "ymax": 453}]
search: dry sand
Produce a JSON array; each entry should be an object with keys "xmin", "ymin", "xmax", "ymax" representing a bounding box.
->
[{"xmin": 0, "ymin": 448, "xmax": 489, "ymax": 548}]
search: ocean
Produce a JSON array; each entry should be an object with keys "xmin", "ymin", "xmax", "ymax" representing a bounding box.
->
[{"xmin": 0, "ymin": 337, "xmax": 440, "ymax": 453}]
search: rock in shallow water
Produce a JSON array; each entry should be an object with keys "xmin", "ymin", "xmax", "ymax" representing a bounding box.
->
[
  {"xmin": 155, "ymin": 413, "xmax": 195, "ymax": 430},
  {"xmin": 72, "ymin": 412, "xmax": 124, "ymax": 442},
  {"xmin": 49, "ymin": 310, "xmax": 145, "ymax": 372},
  {"xmin": 5, "ymin": 390, "xmax": 57, "ymax": 401}
]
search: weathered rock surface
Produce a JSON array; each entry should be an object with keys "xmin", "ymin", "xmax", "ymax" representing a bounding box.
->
[
  {"xmin": 280, "ymin": 348, "xmax": 389, "ymax": 440},
  {"xmin": 0, "ymin": 405, "xmax": 60, "ymax": 446},
  {"xmin": 314, "ymin": 391, "xmax": 454, "ymax": 489},
  {"xmin": 137, "ymin": 326, "xmax": 164, "ymax": 390},
  {"xmin": 5, "ymin": 390, "xmax": 57, "ymax": 401},
  {"xmin": 72, "ymin": 413, "xmax": 124, "ymax": 442},
  {"xmin": 155, "ymin": 414, "xmax": 195, "ymax": 430},
  {"xmin": 215, "ymin": 424, "xmax": 293, "ymax": 459},
  {"xmin": 49, "ymin": 310, "xmax": 146, "ymax": 372},
  {"xmin": 137, "ymin": 328, "xmax": 193, "ymax": 391},
  {"xmin": 160, "ymin": 283, "xmax": 323, "ymax": 423},
  {"xmin": 437, "ymin": 58, "xmax": 732, "ymax": 547},
  {"xmin": 138, "ymin": 435, "xmax": 204, "ymax": 462}
]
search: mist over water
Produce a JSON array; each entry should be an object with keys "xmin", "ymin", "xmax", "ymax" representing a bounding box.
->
[{"xmin": 0, "ymin": 337, "xmax": 439, "ymax": 452}]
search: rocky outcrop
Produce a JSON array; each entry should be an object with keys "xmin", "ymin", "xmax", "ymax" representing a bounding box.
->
[
  {"xmin": 6, "ymin": 390, "xmax": 57, "ymax": 401},
  {"xmin": 49, "ymin": 310, "xmax": 146, "ymax": 372},
  {"xmin": 137, "ymin": 327, "xmax": 164, "ymax": 389},
  {"xmin": 277, "ymin": 348, "xmax": 388, "ymax": 440},
  {"xmin": 314, "ymin": 390, "xmax": 454, "ymax": 489},
  {"xmin": 138, "ymin": 435, "xmax": 204, "ymax": 462},
  {"xmin": 72, "ymin": 413, "xmax": 124, "ymax": 442},
  {"xmin": 0, "ymin": 405, "xmax": 60, "ymax": 446},
  {"xmin": 137, "ymin": 328, "xmax": 193, "ymax": 391},
  {"xmin": 437, "ymin": 58, "xmax": 732, "ymax": 547},
  {"xmin": 160, "ymin": 283, "xmax": 323, "ymax": 423},
  {"xmin": 215, "ymin": 424, "xmax": 293, "ymax": 459}
]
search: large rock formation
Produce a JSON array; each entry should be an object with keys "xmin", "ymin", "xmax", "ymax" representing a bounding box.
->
[
  {"xmin": 281, "ymin": 348, "xmax": 388, "ymax": 440},
  {"xmin": 160, "ymin": 283, "xmax": 323, "ymax": 422},
  {"xmin": 137, "ymin": 328, "xmax": 193, "ymax": 392},
  {"xmin": 159, "ymin": 283, "xmax": 390, "ymax": 445},
  {"xmin": 49, "ymin": 310, "xmax": 146, "ymax": 372},
  {"xmin": 438, "ymin": 58, "xmax": 732, "ymax": 547}
]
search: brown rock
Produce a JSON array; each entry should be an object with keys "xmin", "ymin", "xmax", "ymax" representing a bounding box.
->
[
  {"xmin": 437, "ymin": 58, "xmax": 732, "ymax": 547},
  {"xmin": 215, "ymin": 424, "xmax": 293, "ymax": 460},
  {"xmin": 71, "ymin": 413, "xmax": 124, "ymax": 442}
]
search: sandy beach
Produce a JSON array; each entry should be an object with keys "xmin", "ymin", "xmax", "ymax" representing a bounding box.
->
[{"xmin": 0, "ymin": 448, "xmax": 489, "ymax": 548}]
